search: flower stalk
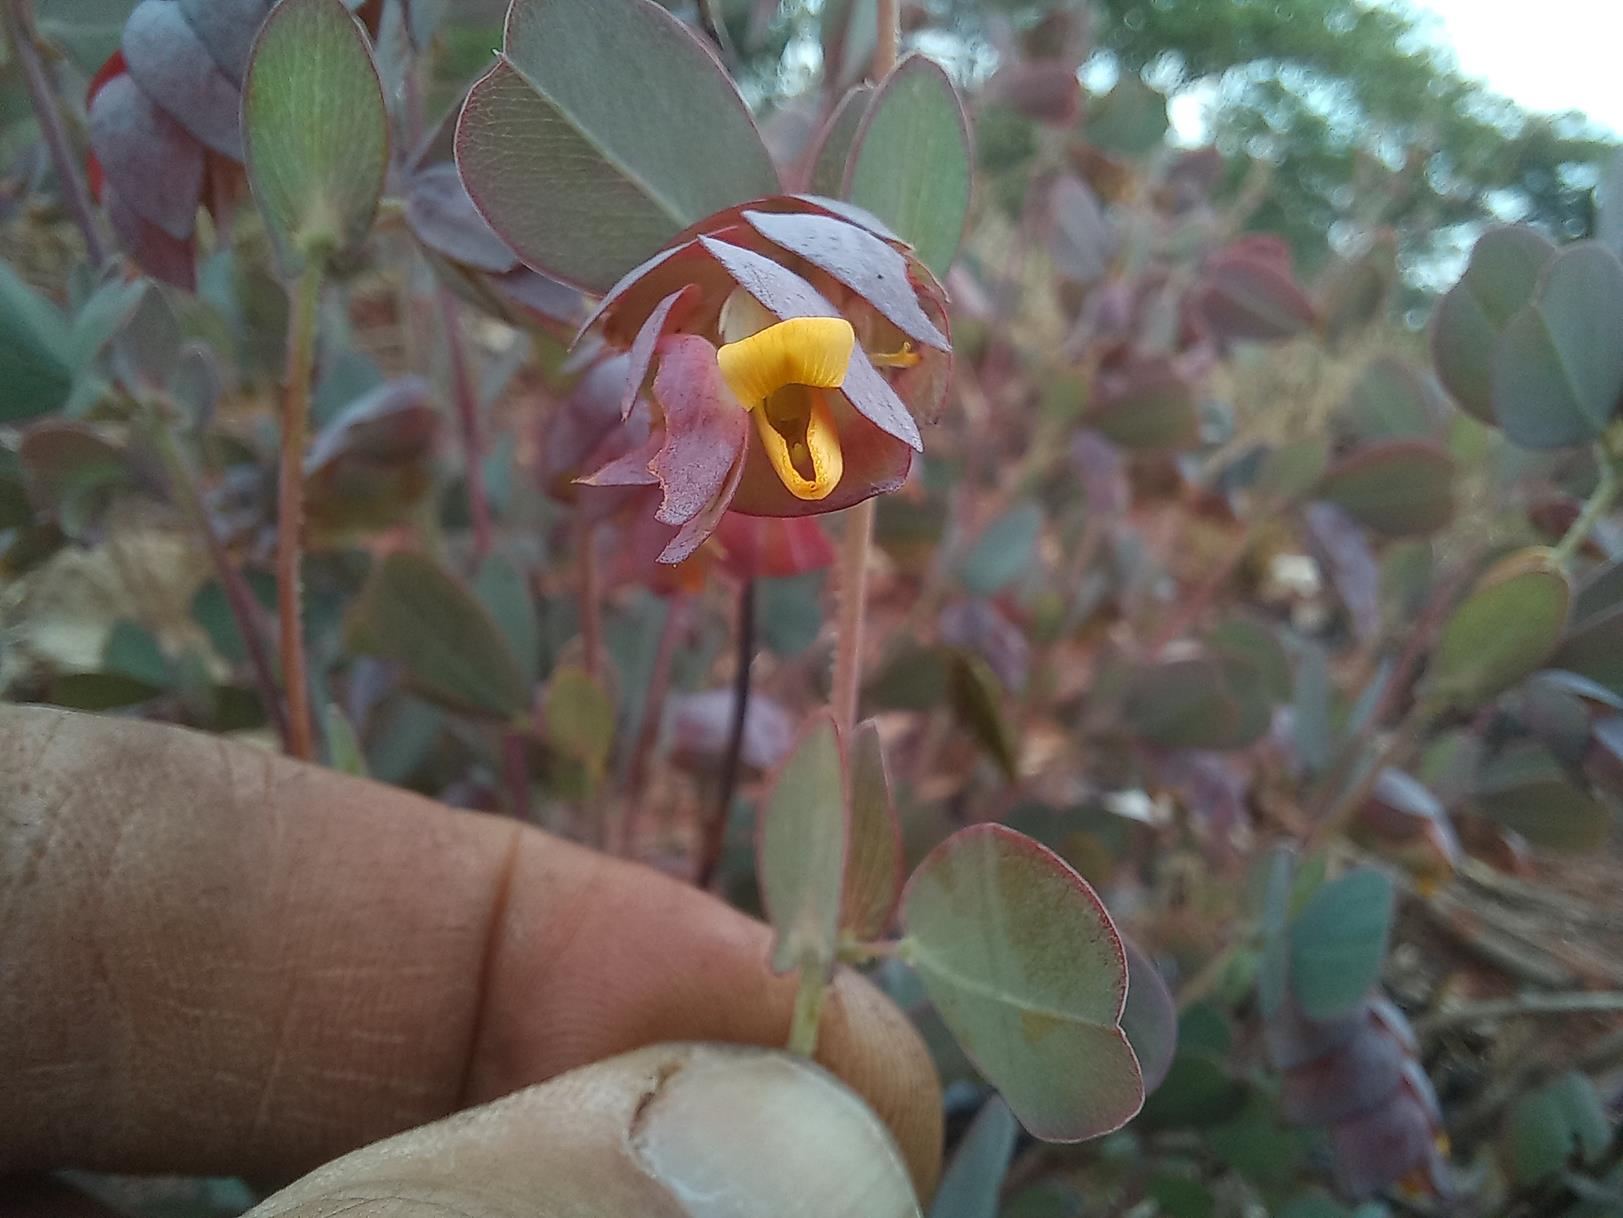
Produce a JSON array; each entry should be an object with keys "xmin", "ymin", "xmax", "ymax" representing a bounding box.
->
[{"xmin": 277, "ymin": 261, "xmax": 323, "ymax": 761}]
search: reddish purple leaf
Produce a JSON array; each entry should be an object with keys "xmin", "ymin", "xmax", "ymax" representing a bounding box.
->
[
  {"xmin": 408, "ymin": 164, "xmax": 519, "ymax": 273},
  {"xmin": 1121, "ymin": 937, "xmax": 1178, "ymax": 1095},
  {"xmin": 180, "ymin": 0, "xmax": 274, "ymax": 82},
  {"xmin": 1195, "ymin": 247, "xmax": 1317, "ymax": 343},
  {"xmin": 1281, "ymin": 1015, "xmax": 1411, "ymax": 1125},
  {"xmin": 90, "ymin": 74, "xmax": 204, "ymax": 240},
  {"xmin": 668, "ymin": 689, "xmax": 796, "ymax": 770},
  {"xmin": 123, "ymin": 0, "xmax": 244, "ymax": 158}
]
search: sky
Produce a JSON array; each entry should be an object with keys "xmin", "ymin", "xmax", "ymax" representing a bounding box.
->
[{"xmin": 1410, "ymin": 0, "xmax": 1623, "ymax": 135}]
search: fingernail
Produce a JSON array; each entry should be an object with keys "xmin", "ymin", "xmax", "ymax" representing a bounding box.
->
[{"xmin": 633, "ymin": 1045, "xmax": 920, "ymax": 1218}]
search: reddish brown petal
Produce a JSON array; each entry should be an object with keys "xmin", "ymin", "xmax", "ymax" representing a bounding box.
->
[
  {"xmin": 659, "ymin": 444, "xmax": 746, "ymax": 564},
  {"xmin": 730, "ymin": 389, "xmax": 912, "ymax": 517},
  {"xmin": 649, "ymin": 335, "xmax": 750, "ymax": 527},
  {"xmin": 105, "ymin": 187, "xmax": 196, "ymax": 289},
  {"xmin": 700, "ymin": 236, "xmax": 923, "ymax": 451},
  {"xmin": 578, "ymin": 237, "xmax": 735, "ymax": 349},
  {"xmin": 715, "ymin": 513, "xmax": 836, "ymax": 579},
  {"xmin": 541, "ymin": 354, "xmax": 635, "ymax": 498},
  {"xmin": 623, "ymin": 286, "xmax": 700, "ymax": 418},
  {"xmin": 579, "ymin": 427, "xmax": 661, "ymax": 488},
  {"xmin": 743, "ymin": 209, "xmax": 948, "ymax": 351}
]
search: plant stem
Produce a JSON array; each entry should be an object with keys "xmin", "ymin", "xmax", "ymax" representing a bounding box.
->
[
  {"xmin": 830, "ymin": 496, "xmax": 875, "ymax": 736},
  {"xmin": 872, "ymin": 0, "xmax": 900, "ymax": 79},
  {"xmin": 1417, "ymin": 990, "xmax": 1623, "ymax": 1037},
  {"xmin": 697, "ymin": 580, "xmax": 754, "ymax": 890},
  {"xmin": 278, "ymin": 262, "xmax": 323, "ymax": 761},
  {"xmin": 787, "ymin": 961, "xmax": 828, "ymax": 1057},
  {"xmin": 3, "ymin": 0, "xmax": 110, "ymax": 265},
  {"xmin": 1552, "ymin": 446, "xmax": 1622, "ymax": 566},
  {"xmin": 436, "ymin": 284, "xmax": 493, "ymax": 567},
  {"xmin": 149, "ymin": 420, "xmax": 291, "ymax": 751}
]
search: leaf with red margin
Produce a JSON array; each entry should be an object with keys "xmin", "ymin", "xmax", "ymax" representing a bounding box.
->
[
  {"xmin": 757, "ymin": 709, "xmax": 849, "ymax": 975},
  {"xmin": 699, "ymin": 236, "xmax": 922, "ymax": 450},
  {"xmin": 123, "ymin": 0, "xmax": 245, "ymax": 158},
  {"xmin": 1194, "ymin": 246, "xmax": 1318, "ymax": 343},
  {"xmin": 1121, "ymin": 936, "xmax": 1178, "ymax": 1095},
  {"xmin": 454, "ymin": 0, "xmax": 781, "ymax": 292},
  {"xmin": 805, "ymin": 86, "xmax": 872, "ymax": 196},
  {"xmin": 647, "ymin": 335, "xmax": 749, "ymax": 527},
  {"xmin": 407, "ymin": 163, "xmax": 520, "ymax": 273},
  {"xmin": 90, "ymin": 74, "xmax": 204, "ymax": 239},
  {"xmin": 840, "ymin": 719, "xmax": 903, "ymax": 940},
  {"xmin": 743, "ymin": 209, "xmax": 948, "ymax": 350},
  {"xmin": 901, "ymin": 824, "xmax": 1145, "ymax": 1141}
]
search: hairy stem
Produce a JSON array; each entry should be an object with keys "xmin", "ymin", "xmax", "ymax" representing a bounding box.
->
[
  {"xmin": 436, "ymin": 285, "xmax": 493, "ymax": 566},
  {"xmin": 278, "ymin": 262, "xmax": 323, "ymax": 761},
  {"xmin": 872, "ymin": 0, "xmax": 900, "ymax": 79},
  {"xmin": 830, "ymin": 497, "xmax": 875, "ymax": 736},
  {"xmin": 501, "ymin": 728, "xmax": 531, "ymax": 821},
  {"xmin": 697, "ymin": 580, "xmax": 754, "ymax": 890},
  {"xmin": 3, "ymin": 0, "xmax": 109, "ymax": 265}
]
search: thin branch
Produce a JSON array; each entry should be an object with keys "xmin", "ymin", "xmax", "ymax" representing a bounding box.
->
[
  {"xmin": 436, "ymin": 284, "xmax": 493, "ymax": 567},
  {"xmin": 2, "ymin": 0, "xmax": 109, "ymax": 264},
  {"xmin": 277, "ymin": 262, "xmax": 324, "ymax": 761},
  {"xmin": 621, "ymin": 594, "xmax": 687, "ymax": 855},
  {"xmin": 830, "ymin": 497, "xmax": 874, "ymax": 736},
  {"xmin": 1418, "ymin": 991, "xmax": 1623, "ymax": 1037}
]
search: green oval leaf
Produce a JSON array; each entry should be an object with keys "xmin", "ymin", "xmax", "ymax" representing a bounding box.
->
[
  {"xmin": 456, "ymin": 0, "xmax": 780, "ymax": 292},
  {"xmin": 1471, "ymin": 742, "xmax": 1613, "ymax": 851},
  {"xmin": 1431, "ymin": 551, "xmax": 1570, "ymax": 708},
  {"xmin": 348, "ymin": 551, "xmax": 531, "ymax": 720},
  {"xmin": 841, "ymin": 719, "xmax": 902, "ymax": 942},
  {"xmin": 807, "ymin": 84, "xmax": 873, "ymax": 198},
  {"xmin": 844, "ymin": 54, "xmax": 971, "ymax": 278},
  {"xmin": 1505, "ymin": 1072, "xmax": 1612, "ymax": 1186},
  {"xmin": 900, "ymin": 824, "xmax": 1144, "ymax": 1142},
  {"xmin": 1318, "ymin": 439, "xmax": 1456, "ymax": 538},
  {"xmin": 544, "ymin": 664, "xmax": 615, "ymax": 785},
  {"xmin": 927, "ymin": 1097, "xmax": 1017, "ymax": 1218},
  {"xmin": 242, "ymin": 0, "xmax": 389, "ymax": 270},
  {"xmin": 1493, "ymin": 243, "xmax": 1623, "ymax": 449},
  {"xmin": 958, "ymin": 502, "xmax": 1042, "ymax": 596},
  {"xmin": 1288, "ymin": 868, "xmax": 1393, "ymax": 1022},
  {"xmin": 0, "ymin": 260, "xmax": 73, "ymax": 422},
  {"xmin": 758, "ymin": 710, "xmax": 848, "ymax": 975},
  {"xmin": 1431, "ymin": 225, "xmax": 1554, "ymax": 424}
]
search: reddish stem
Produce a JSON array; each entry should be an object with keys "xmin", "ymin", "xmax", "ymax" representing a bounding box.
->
[
  {"xmin": 277, "ymin": 263, "xmax": 323, "ymax": 761},
  {"xmin": 3, "ymin": 0, "xmax": 109, "ymax": 265},
  {"xmin": 436, "ymin": 285, "xmax": 493, "ymax": 566}
]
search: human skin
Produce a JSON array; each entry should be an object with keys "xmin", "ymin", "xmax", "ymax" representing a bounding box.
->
[{"xmin": 0, "ymin": 706, "xmax": 941, "ymax": 1212}]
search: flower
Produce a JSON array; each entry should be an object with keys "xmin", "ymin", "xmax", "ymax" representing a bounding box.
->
[{"xmin": 576, "ymin": 196, "xmax": 952, "ymax": 563}]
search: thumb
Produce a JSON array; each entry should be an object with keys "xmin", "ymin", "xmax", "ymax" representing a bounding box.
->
[{"xmin": 246, "ymin": 1042, "xmax": 922, "ymax": 1218}]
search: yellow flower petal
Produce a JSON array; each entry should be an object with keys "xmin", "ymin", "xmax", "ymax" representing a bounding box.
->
[
  {"xmin": 717, "ymin": 316, "xmax": 854, "ymax": 410},
  {"xmin": 754, "ymin": 386, "xmax": 844, "ymax": 501}
]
